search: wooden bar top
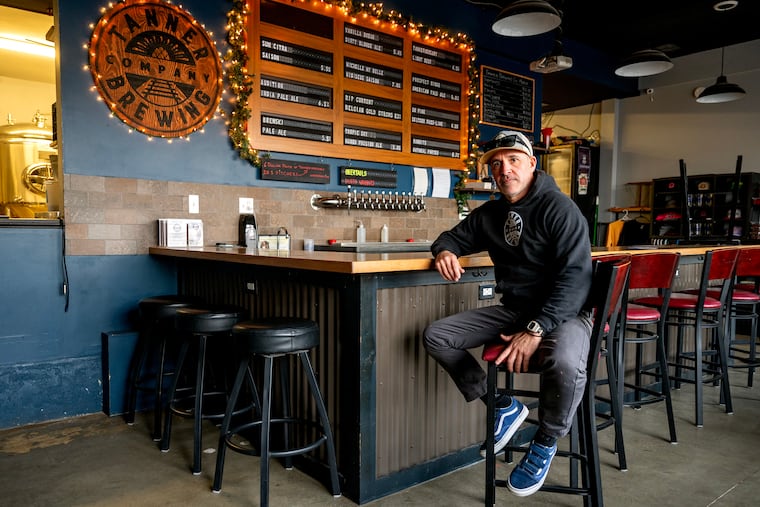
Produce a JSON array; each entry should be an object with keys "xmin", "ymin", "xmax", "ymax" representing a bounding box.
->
[{"xmin": 149, "ymin": 244, "xmax": 731, "ymax": 275}]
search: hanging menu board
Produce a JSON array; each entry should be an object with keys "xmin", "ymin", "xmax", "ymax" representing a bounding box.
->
[
  {"xmin": 245, "ymin": 0, "xmax": 472, "ymax": 171},
  {"xmin": 480, "ymin": 65, "xmax": 534, "ymax": 132}
]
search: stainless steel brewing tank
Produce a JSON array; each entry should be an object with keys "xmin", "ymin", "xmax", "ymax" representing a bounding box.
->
[{"xmin": 0, "ymin": 122, "xmax": 56, "ymax": 217}]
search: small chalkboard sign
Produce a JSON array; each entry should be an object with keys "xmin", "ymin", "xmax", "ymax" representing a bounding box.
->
[
  {"xmin": 261, "ymin": 158, "xmax": 330, "ymax": 184},
  {"xmin": 339, "ymin": 166, "xmax": 397, "ymax": 188},
  {"xmin": 480, "ymin": 65, "xmax": 534, "ymax": 132}
]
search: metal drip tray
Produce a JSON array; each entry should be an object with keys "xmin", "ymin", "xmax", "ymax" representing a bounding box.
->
[{"xmin": 315, "ymin": 241, "xmax": 432, "ymax": 253}]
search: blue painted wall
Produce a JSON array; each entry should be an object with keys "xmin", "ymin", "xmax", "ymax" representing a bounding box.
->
[
  {"xmin": 0, "ymin": 226, "xmax": 176, "ymax": 427},
  {"xmin": 0, "ymin": 0, "xmax": 625, "ymax": 428}
]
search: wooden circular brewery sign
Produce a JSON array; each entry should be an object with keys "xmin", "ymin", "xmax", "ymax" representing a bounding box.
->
[{"xmin": 88, "ymin": 0, "xmax": 222, "ymax": 138}]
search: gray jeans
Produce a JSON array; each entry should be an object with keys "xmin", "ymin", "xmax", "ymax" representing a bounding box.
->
[{"xmin": 423, "ymin": 305, "xmax": 592, "ymax": 439}]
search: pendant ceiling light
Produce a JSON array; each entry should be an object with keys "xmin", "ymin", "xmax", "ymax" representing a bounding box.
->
[
  {"xmin": 492, "ymin": 0, "xmax": 562, "ymax": 37},
  {"xmin": 696, "ymin": 47, "xmax": 746, "ymax": 103},
  {"xmin": 614, "ymin": 49, "xmax": 673, "ymax": 77}
]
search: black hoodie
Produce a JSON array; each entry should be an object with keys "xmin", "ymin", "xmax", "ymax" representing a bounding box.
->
[{"xmin": 431, "ymin": 171, "xmax": 592, "ymax": 335}]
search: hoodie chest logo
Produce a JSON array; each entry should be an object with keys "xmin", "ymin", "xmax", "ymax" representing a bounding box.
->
[{"xmin": 504, "ymin": 210, "xmax": 523, "ymax": 246}]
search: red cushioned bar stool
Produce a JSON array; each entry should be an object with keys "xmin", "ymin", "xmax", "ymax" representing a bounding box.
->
[
  {"xmin": 484, "ymin": 256, "xmax": 631, "ymax": 506},
  {"xmin": 212, "ymin": 317, "xmax": 341, "ymax": 507},
  {"xmin": 725, "ymin": 246, "xmax": 760, "ymax": 387},
  {"xmin": 663, "ymin": 248, "xmax": 738, "ymax": 427},
  {"xmin": 159, "ymin": 304, "xmax": 254, "ymax": 475},
  {"xmin": 125, "ymin": 294, "xmax": 203, "ymax": 441},
  {"xmin": 619, "ymin": 251, "xmax": 680, "ymax": 444}
]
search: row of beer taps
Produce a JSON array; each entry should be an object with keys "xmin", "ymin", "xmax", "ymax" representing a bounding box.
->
[{"xmin": 311, "ymin": 186, "xmax": 426, "ymax": 212}]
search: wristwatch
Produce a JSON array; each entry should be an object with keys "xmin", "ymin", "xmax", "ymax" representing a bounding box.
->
[{"xmin": 526, "ymin": 320, "xmax": 545, "ymax": 337}]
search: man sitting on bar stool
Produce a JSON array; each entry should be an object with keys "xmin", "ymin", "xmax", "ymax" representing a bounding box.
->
[{"xmin": 423, "ymin": 130, "xmax": 592, "ymax": 497}]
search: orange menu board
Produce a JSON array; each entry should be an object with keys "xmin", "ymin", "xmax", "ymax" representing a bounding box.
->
[{"xmin": 246, "ymin": 0, "xmax": 472, "ymax": 170}]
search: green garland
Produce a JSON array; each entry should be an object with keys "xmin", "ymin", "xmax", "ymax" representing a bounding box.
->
[
  {"xmin": 225, "ymin": 0, "xmax": 264, "ymax": 166},
  {"xmin": 225, "ymin": 0, "xmax": 480, "ymax": 183}
]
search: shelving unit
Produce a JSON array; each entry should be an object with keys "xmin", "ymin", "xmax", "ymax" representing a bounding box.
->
[
  {"xmin": 609, "ymin": 181, "xmax": 652, "ymax": 218},
  {"xmin": 651, "ymin": 172, "xmax": 760, "ymax": 244}
]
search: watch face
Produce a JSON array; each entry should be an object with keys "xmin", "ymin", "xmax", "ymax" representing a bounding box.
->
[{"xmin": 527, "ymin": 321, "xmax": 543, "ymax": 334}]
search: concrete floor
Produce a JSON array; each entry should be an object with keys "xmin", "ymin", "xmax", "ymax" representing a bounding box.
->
[{"xmin": 1, "ymin": 376, "xmax": 759, "ymax": 507}]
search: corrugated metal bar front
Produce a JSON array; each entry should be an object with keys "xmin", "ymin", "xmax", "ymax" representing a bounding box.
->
[{"xmin": 375, "ymin": 281, "xmax": 497, "ymax": 477}]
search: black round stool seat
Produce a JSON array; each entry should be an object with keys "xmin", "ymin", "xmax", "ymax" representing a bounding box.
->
[
  {"xmin": 160, "ymin": 304, "xmax": 252, "ymax": 475},
  {"xmin": 139, "ymin": 295, "xmax": 203, "ymax": 322},
  {"xmin": 126, "ymin": 294, "xmax": 204, "ymax": 441},
  {"xmin": 212, "ymin": 318, "xmax": 341, "ymax": 506},
  {"xmin": 176, "ymin": 305, "xmax": 245, "ymax": 334},
  {"xmin": 233, "ymin": 317, "xmax": 319, "ymax": 354}
]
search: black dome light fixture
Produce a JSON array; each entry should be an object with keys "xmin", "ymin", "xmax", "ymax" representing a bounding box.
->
[
  {"xmin": 492, "ymin": 0, "xmax": 562, "ymax": 37},
  {"xmin": 696, "ymin": 47, "xmax": 746, "ymax": 103},
  {"xmin": 614, "ymin": 49, "xmax": 674, "ymax": 77}
]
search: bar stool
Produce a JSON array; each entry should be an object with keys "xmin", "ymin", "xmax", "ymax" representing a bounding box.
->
[
  {"xmin": 665, "ymin": 248, "xmax": 737, "ymax": 427},
  {"xmin": 125, "ymin": 294, "xmax": 203, "ymax": 441},
  {"xmin": 725, "ymin": 246, "xmax": 760, "ymax": 387},
  {"xmin": 159, "ymin": 304, "xmax": 249, "ymax": 475},
  {"xmin": 589, "ymin": 253, "xmax": 630, "ymax": 471},
  {"xmin": 212, "ymin": 317, "xmax": 341, "ymax": 507},
  {"xmin": 620, "ymin": 251, "xmax": 680, "ymax": 444},
  {"xmin": 484, "ymin": 256, "xmax": 631, "ymax": 506}
]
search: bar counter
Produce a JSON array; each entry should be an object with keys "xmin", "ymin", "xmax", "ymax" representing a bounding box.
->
[
  {"xmin": 149, "ymin": 243, "xmax": 720, "ymax": 273},
  {"xmin": 148, "ymin": 243, "xmax": 723, "ymax": 504}
]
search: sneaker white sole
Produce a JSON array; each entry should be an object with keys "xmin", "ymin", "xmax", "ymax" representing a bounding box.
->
[
  {"xmin": 493, "ymin": 403, "xmax": 529, "ymax": 456},
  {"xmin": 507, "ymin": 475, "xmax": 547, "ymax": 497}
]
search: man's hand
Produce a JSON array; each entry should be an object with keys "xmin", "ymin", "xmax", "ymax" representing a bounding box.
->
[
  {"xmin": 495, "ymin": 330, "xmax": 542, "ymax": 373},
  {"xmin": 434, "ymin": 250, "xmax": 465, "ymax": 282}
]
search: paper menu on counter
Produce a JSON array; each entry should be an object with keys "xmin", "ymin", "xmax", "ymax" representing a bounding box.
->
[
  {"xmin": 187, "ymin": 219, "xmax": 203, "ymax": 247},
  {"xmin": 157, "ymin": 219, "xmax": 203, "ymax": 247}
]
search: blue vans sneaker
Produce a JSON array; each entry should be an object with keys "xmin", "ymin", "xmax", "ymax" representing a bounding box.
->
[
  {"xmin": 480, "ymin": 398, "xmax": 529, "ymax": 458},
  {"xmin": 507, "ymin": 440, "xmax": 558, "ymax": 497}
]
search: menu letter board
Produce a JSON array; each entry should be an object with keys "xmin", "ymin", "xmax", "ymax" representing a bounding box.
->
[
  {"xmin": 412, "ymin": 42, "xmax": 462, "ymax": 72},
  {"xmin": 344, "ymin": 126, "xmax": 402, "ymax": 151},
  {"xmin": 262, "ymin": 158, "xmax": 330, "ymax": 184},
  {"xmin": 344, "ymin": 58, "xmax": 403, "ymax": 89},
  {"xmin": 261, "ymin": 75, "xmax": 332, "ymax": 108},
  {"xmin": 411, "ymin": 105, "xmax": 459, "ymax": 130},
  {"xmin": 245, "ymin": 0, "xmax": 472, "ymax": 170},
  {"xmin": 261, "ymin": 37, "xmax": 333, "ymax": 74},
  {"xmin": 480, "ymin": 65, "xmax": 534, "ymax": 132},
  {"xmin": 344, "ymin": 23, "xmax": 403, "ymax": 57},
  {"xmin": 261, "ymin": 113, "xmax": 332, "ymax": 143},
  {"xmin": 344, "ymin": 92, "xmax": 402, "ymax": 120},
  {"xmin": 411, "ymin": 136, "xmax": 460, "ymax": 158},
  {"xmin": 411, "ymin": 74, "xmax": 461, "ymax": 102}
]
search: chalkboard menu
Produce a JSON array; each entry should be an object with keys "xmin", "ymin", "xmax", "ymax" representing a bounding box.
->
[
  {"xmin": 480, "ymin": 65, "xmax": 534, "ymax": 132},
  {"xmin": 261, "ymin": 158, "xmax": 330, "ymax": 183},
  {"xmin": 245, "ymin": 0, "xmax": 472, "ymax": 170}
]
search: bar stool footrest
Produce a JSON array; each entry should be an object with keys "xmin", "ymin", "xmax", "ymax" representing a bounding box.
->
[{"xmin": 224, "ymin": 418, "xmax": 330, "ymax": 458}]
